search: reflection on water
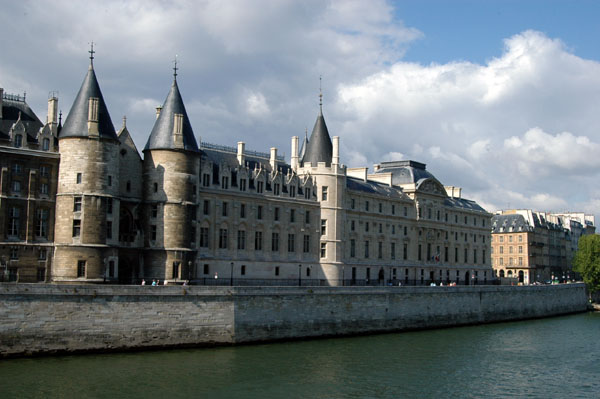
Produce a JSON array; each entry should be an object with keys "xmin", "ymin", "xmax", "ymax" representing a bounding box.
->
[{"xmin": 1, "ymin": 312, "xmax": 599, "ymax": 398}]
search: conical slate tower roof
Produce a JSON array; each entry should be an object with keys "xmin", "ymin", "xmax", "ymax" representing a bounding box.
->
[
  {"xmin": 59, "ymin": 63, "xmax": 117, "ymax": 140},
  {"xmin": 299, "ymin": 129, "xmax": 308, "ymax": 161},
  {"xmin": 144, "ymin": 78, "xmax": 199, "ymax": 153},
  {"xmin": 301, "ymin": 102, "xmax": 332, "ymax": 167}
]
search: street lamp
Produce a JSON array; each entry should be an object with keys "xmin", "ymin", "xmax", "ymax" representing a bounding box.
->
[{"xmin": 230, "ymin": 262, "xmax": 234, "ymax": 286}]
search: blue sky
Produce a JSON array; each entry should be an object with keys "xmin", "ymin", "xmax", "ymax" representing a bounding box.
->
[
  {"xmin": 0, "ymin": 0, "xmax": 599, "ymax": 222},
  {"xmin": 396, "ymin": 0, "xmax": 600, "ymax": 64}
]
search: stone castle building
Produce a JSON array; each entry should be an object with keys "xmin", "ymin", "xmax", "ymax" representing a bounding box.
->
[{"xmin": 1, "ymin": 54, "xmax": 494, "ymax": 285}]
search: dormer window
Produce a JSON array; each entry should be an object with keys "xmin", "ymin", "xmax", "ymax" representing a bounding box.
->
[
  {"xmin": 42, "ymin": 138, "xmax": 50, "ymax": 151},
  {"xmin": 14, "ymin": 134, "xmax": 22, "ymax": 148},
  {"xmin": 88, "ymin": 98, "xmax": 99, "ymax": 122}
]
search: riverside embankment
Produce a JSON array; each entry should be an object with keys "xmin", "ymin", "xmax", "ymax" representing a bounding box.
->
[{"xmin": 0, "ymin": 283, "xmax": 588, "ymax": 357}]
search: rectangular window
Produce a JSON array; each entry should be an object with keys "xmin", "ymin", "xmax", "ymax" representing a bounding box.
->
[
  {"xmin": 222, "ymin": 202, "xmax": 228, "ymax": 217},
  {"xmin": 303, "ymin": 235, "xmax": 310, "ymax": 253},
  {"xmin": 12, "ymin": 163, "xmax": 23, "ymax": 174},
  {"xmin": 37, "ymin": 268, "xmax": 46, "ymax": 282},
  {"xmin": 240, "ymin": 203, "xmax": 246, "ymax": 218},
  {"xmin": 219, "ymin": 229, "xmax": 228, "ymax": 249},
  {"xmin": 321, "ymin": 186, "xmax": 328, "ymax": 201},
  {"xmin": 275, "ymin": 266, "xmax": 280, "ymax": 276},
  {"xmin": 40, "ymin": 183, "xmax": 49, "ymax": 195},
  {"xmin": 200, "ymin": 227, "xmax": 209, "ymax": 247},
  {"xmin": 239, "ymin": 179, "xmax": 247, "ymax": 191},
  {"xmin": 152, "ymin": 204, "xmax": 158, "ymax": 218},
  {"xmin": 288, "ymin": 234, "xmax": 295, "ymax": 252},
  {"xmin": 320, "ymin": 242, "xmax": 327, "ymax": 258},
  {"xmin": 107, "ymin": 198, "xmax": 112, "ymax": 214},
  {"xmin": 257, "ymin": 181, "xmax": 264, "ymax": 193},
  {"xmin": 76, "ymin": 173, "xmax": 82, "ymax": 184},
  {"xmin": 237, "ymin": 230, "xmax": 246, "ymax": 250},
  {"xmin": 221, "ymin": 176, "xmax": 229, "ymax": 189},
  {"xmin": 305, "ymin": 210, "xmax": 310, "ymax": 224},
  {"xmin": 365, "ymin": 222, "xmax": 369, "ymax": 232},
  {"xmin": 255, "ymin": 231, "xmax": 263, "ymax": 251},
  {"xmin": 203, "ymin": 264, "xmax": 209, "ymax": 275},
  {"xmin": 257, "ymin": 205, "xmax": 263, "ymax": 220},
  {"xmin": 351, "ymin": 220, "xmax": 355, "ymax": 231},
  {"xmin": 473, "ymin": 249, "xmax": 477, "ymax": 264},
  {"xmin": 274, "ymin": 207, "xmax": 280, "ymax": 221},
  {"xmin": 151, "ymin": 225, "xmax": 157, "ymax": 241},
  {"xmin": 106, "ymin": 221, "xmax": 112, "ymax": 239},
  {"xmin": 403, "ymin": 243, "xmax": 408, "ymax": 260},
  {"xmin": 378, "ymin": 241, "xmax": 383, "ymax": 259},
  {"xmin": 464, "ymin": 248, "xmax": 468, "ymax": 263},
  {"xmin": 289, "ymin": 185, "xmax": 295, "ymax": 197},
  {"xmin": 10, "ymin": 248, "xmax": 18, "ymax": 260},
  {"xmin": 445, "ymin": 246, "xmax": 449, "ymax": 262},
  {"xmin": 391, "ymin": 242, "xmax": 396, "ymax": 260},
  {"xmin": 392, "ymin": 205, "xmax": 395, "ymax": 215},
  {"xmin": 321, "ymin": 219, "xmax": 327, "ymax": 235},
  {"xmin": 72, "ymin": 219, "xmax": 81, "ymax": 237},
  {"xmin": 304, "ymin": 187, "xmax": 311, "ymax": 199},
  {"xmin": 364, "ymin": 241, "xmax": 370, "ymax": 258},
  {"xmin": 350, "ymin": 239, "xmax": 356, "ymax": 258},
  {"xmin": 365, "ymin": 201, "xmax": 369, "ymax": 211},
  {"xmin": 77, "ymin": 260, "xmax": 86, "ymax": 277},
  {"xmin": 418, "ymin": 244, "xmax": 422, "ymax": 261},
  {"xmin": 108, "ymin": 175, "xmax": 112, "ymax": 187},
  {"xmin": 74, "ymin": 197, "xmax": 82, "ymax": 212},
  {"xmin": 379, "ymin": 223, "xmax": 382, "ymax": 234},
  {"xmin": 271, "ymin": 232, "xmax": 279, "ymax": 252},
  {"xmin": 38, "ymin": 248, "xmax": 47, "ymax": 260},
  {"xmin": 351, "ymin": 198, "xmax": 355, "ymax": 209},
  {"xmin": 290, "ymin": 209, "xmax": 295, "ymax": 223},
  {"xmin": 274, "ymin": 183, "xmax": 280, "ymax": 196},
  {"xmin": 40, "ymin": 165, "xmax": 50, "ymax": 177},
  {"xmin": 404, "ymin": 206, "xmax": 408, "ymax": 217},
  {"xmin": 379, "ymin": 203, "xmax": 383, "ymax": 213},
  {"xmin": 202, "ymin": 173, "xmax": 210, "ymax": 187},
  {"xmin": 35, "ymin": 209, "xmax": 49, "ymax": 238},
  {"xmin": 203, "ymin": 200, "xmax": 209, "ymax": 215},
  {"xmin": 12, "ymin": 180, "xmax": 21, "ymax": 193}
]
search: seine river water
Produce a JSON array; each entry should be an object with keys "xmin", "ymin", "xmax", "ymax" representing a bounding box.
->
[{"xmin": 1, "ymin": 312, "xmax": 599, "ymax": 398}]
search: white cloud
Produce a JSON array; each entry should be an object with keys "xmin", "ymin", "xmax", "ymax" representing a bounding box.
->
[{"xmin": 245, "ymin": 92, "xmax": 270, "ymax": 118}]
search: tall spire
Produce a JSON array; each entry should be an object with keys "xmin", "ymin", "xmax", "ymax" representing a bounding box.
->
[
  {"xmin": 301, "ymin": 79, "xmax": 333, "ymax": 167},
  {"xmin": 144, "ymin": 64, "xmax": 199, "ymax": 153},
  {"xmin": 59, "ymin": 48, "xmax": 117, "ymax": 140}
]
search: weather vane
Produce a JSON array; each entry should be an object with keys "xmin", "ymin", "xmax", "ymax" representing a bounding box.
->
[
  {"xmin": 173, "ymin": 55, "xmax": 178, "ymax": 80},
  {"xmin": 89, "ymin": 41, "xmax": 95, "ymax": 66}
]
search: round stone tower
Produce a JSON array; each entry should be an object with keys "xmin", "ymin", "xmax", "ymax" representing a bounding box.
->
[
  {"xmin": 142, "ymin": 71, "xmax": 199, "ymax": 283},
  {"xmin": 52, "ymin": 52, "xmax": 121, "ymax": 282}
]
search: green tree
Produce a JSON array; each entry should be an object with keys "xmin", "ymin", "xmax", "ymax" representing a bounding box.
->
[{"xmin": 573, "ymin": 234, "xmax": 600, "ymax": 295}]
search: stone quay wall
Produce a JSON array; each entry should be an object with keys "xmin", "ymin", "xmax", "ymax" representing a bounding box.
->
[{"xmin": 0, "ymin": 283, "xmax": 588, "ymax": 357}]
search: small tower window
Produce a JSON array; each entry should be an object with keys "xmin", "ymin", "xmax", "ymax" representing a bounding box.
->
[
  {"xmin": 154, "ymin": 182, "xmax": 158, "ymax": 193},
  {"xmin": 126, "ymin": 181, "xmax": 131, "ymax": 192},
  {"xmin": 76, "ymin": 173, "xmax": 82, "ymax": 184}
]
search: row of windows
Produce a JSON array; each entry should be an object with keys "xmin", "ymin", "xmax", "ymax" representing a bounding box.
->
[
  {"xmin": 348, "ymin": 196, "xmax": 410, "ymax": 217},
  {"xmin": 348, "ymin": 240, "xmax": 486, "ymax": 265},
  {"xmin": 7, "ymin": 207, "xmax": 50, "ymax": 238},
  {"xmin": 418, "ymin": 207, "xmax": 487, "ymax": 227},
  {"xmin": 12, "ymin": 135, "xmax": 51, "ymax": 151},
  {"xmin": 492, "ymin": 245, "xmax": 524, "ymax": 254},
  {"xmin": 199, "ymin": 263, "xmax": 313, "ymax": 278},
  {"xmin": 8, "ymin": 180, "xmax": 50, "ymax": 195},
  {"xmin": 4, "ymin": 247, "xmax": 48, "ymax": 261},
  {"xmin": 495, "ymin": 234, "xmax": 524, "ymax": 243},
  {"xmin": 9, "ymin": 163, "xmax": 52, "ymax": 177},
  {"xmin": 73, "ymin": 173, "xmax": 132, "ymax": 192},
  {"xmin": 496, "ymin": 257, "xmax": 524, "ymax": 266},
  {"xmin": 191, "ymin": 200, "xmax": 312, "ymax": 223},
  {"xmin": 201, "ymin": 171, "xmax": 312, "ymax": 200}
]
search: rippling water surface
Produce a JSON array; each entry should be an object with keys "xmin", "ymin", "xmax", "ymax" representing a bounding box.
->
[{"xmin": 2, "ymin": 312, "xmax": 599, "ymax": 398}]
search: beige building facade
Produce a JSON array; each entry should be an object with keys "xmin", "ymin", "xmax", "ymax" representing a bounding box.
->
[{"xmin": 1, "ymin": 55, "xmax": 496, "ymax": 285}]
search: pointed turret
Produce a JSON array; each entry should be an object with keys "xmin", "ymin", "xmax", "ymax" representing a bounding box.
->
[
  {"xmin": 299, "ymin": 128, "xmax": 308, "ymax": 161},
  {"xmin": 301, "ymin": 90, "xmax": 332, "ymax": 167},
  {"xmin": 144, "ymin": 76, "xmax": 199, "ymax": 153},
  {"xmin": 59, "ymin": 55, "xmax": 117, "ymax": 140}
]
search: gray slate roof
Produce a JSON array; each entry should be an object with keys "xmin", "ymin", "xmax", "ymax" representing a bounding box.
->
[
  {"xmin": 144, "ymin": 79, "xmax": 199, "ymax": 153},
  {"xmin": 59, "ymin": 65, "xmax": 118, "ymax": 141},
  {"xmin": 373, "ymin": 160, "xmax": 438, "ymax": 185},
  {"xmin": 0, "ymin": 98, "xmax": 43, "ymax": 142},
  {"xmin": 346, "ymin": 177, "xmax": 408, "ymax": 200},
  {"xmin": 491, "ymin": 214, "xmax": 532, "ymax": 233},
  {"xmin": 301, "ymin": 108, "xmax": 332, "ymax": 167},
  {"xmin": 444, "ymin": 197, "xmax": 487, "ymax": 213}
]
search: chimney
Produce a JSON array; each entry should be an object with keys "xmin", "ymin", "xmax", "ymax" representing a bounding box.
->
[
  {"xmin": 291, "ymin": 136, "xmax": 299, "ymax": 170},
  {"xmin": 332, "ymin": 136, "xmax": 340, "ymax": 165},
  {"xmin": 0, "ymin": 88, "xmax": 3, "ymax": 119},
  {"xmin": 237, "ymin": 142, "xmax": 245, "ymax": 166},
  {"xmin": 47, "ymin": 94, "xmax": 58, "ymax": 125},
  {"xmin": 155, "ymin": 106, "xmax": 163, "ymax": 119},
  {"xmin": 270, "ymin": 147, "xmax": 277, "ymax": 170}
]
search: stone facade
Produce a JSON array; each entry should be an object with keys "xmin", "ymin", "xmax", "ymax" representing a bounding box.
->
[{"xmin": 0, "ymin": 59, "xmax": 497, "ymax": 285}]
